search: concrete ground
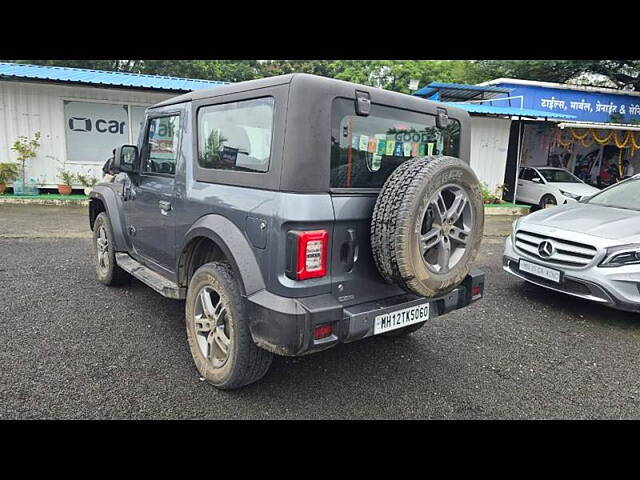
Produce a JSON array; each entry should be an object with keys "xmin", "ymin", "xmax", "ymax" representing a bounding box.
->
[{"xmin": 1, "ymin": 204, "xmax": 639, "ymax": 419}]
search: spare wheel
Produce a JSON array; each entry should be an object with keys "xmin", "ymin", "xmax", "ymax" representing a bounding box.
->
[{"xmin": 371, "ymin": 155, "xmax": 484, "ymax": 297}]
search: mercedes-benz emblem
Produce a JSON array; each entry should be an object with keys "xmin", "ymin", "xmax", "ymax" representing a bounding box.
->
[{"xmin": 538, "ymin": 240, "xmax": 554, "ymax": 258}]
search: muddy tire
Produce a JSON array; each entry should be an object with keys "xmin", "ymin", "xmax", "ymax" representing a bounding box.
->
[
  {"xmin": 371, "ymin": 156, "xmax": 484, "ymax": 297},
  {"xmin": 93, "ymin": 212, "xmax": 130, "ymax": 286},
  {"xmin": 185, "ymin": 262, "xmax": 273, "ymax": 390}
]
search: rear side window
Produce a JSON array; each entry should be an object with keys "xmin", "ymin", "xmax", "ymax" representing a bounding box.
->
[
  {"xmin": 197, "ymin": 97, "xmax": 274, "ymax": 173},
  {"xmin": 330, "ymin": 98, "xmax": 461, "ymax": 188}
]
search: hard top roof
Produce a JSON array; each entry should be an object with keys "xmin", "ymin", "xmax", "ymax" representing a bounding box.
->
[{"xmin": 150, "ymin": 73, "xmax": 470, "ymax": 120}]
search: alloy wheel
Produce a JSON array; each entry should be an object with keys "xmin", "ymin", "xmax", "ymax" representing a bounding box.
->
[
  {"xmin": 193, "ymin": 286, "xmax": 231, "ymax": 368},
  {"xmin": 419, "ymin": 184, "xmax": 473, "ymax": 274}
]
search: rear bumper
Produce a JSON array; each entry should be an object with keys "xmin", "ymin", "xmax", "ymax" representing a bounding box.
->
[{"xmin": 245, "ymin": 269, "xmax": 485, "ymax": 356}]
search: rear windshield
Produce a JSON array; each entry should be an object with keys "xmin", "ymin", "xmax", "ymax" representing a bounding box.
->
[{"xmin": 330, "ymin": 98, "xmax": 460, "ymax": 189}]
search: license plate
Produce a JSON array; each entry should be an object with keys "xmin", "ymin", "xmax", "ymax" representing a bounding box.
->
[
  {"xmin": 374, "ymin": 302, "xmax": 430, "ymax": 335},
  {"xmin": 519, "ymin": 259, "xmax": 561, "ymax": 283}
]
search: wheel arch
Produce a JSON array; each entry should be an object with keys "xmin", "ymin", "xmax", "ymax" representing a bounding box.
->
[
  {"xmin": 89, "ymin": 186, "xmax": 129, "ymax": 251},
  {"xmin": 177, "ymin": 214, "xmax": 266, "ymax": 297}
]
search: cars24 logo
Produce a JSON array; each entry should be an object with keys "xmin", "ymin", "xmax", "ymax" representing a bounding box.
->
[{"xmin": 68, "ymin": 117, "xmax": 126, "ymax": 134}]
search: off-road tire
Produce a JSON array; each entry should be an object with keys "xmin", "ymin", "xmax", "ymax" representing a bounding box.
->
[
  {"xmin": 92, "ymin": 212, "xmax": 130, "ymax": 286},
  {"xmin": 371, "ymin": 156, "xmax": 484, "ymax": 297},
  {"xmin": 185, "ymin": 262, "xmax": 273, "ymax": 390}
]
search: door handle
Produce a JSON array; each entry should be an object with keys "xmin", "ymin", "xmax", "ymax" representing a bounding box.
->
[
  {"xmin": 517, "ymin": 183, "xmax": 523, "ymax": 186},
  {"xmin": 159, "ymin": 200, "xmax": 172, "ymax": 213}
]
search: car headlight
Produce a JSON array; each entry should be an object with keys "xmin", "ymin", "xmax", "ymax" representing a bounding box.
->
[
  {"xmin": 599, "ymin": 244, "xmax": 640, "ymax": 267},
  {"xmin": 511, "ymin": 217, "xmax": 523, "ymax": 241},
  {"xmin": 559, "ymin": 190, "xmax": 580, "ymax": 200}
]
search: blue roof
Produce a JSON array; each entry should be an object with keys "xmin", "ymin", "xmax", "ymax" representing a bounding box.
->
[
  {"xmin": 414, "ymin": 82, "xmax": 511, "ymax": 100},
  {"xmin": 0, "ymin": 62, "xmax": 228, "ymax": 92},
  {"xmin": 444, "ymin": 102, "xmax": 576, "ymax": 120}
]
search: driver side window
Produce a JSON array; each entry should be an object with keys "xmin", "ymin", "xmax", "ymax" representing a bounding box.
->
[{"xmin": 143, "ymin": 115, "xmax": 181, "ymax": 175}]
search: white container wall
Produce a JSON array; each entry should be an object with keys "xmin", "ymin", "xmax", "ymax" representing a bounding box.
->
[
  {"xmin": 0, "ymin": 80, "xmax": 174, "ymax": 188},
  {"xmin": 468, "ymin": 116, "xmax": 512, "ymax": 194}
]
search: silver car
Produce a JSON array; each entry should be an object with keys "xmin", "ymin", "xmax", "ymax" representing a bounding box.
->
[{"xmin": 504, "ymin": 175, "xmax": 640, "ymax": 312}]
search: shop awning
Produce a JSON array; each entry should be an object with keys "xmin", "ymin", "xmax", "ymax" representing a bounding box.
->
[
  {"xmin": 444, "ymin": 103, "xmax": 577, "ymax": 120},
  {"xmin": 413, "ymin": 82, "xmax": 511, "ymax": 101},
  {"xmin": 558, "ymin": 122, "xmax": 640, "ymax": 132}
]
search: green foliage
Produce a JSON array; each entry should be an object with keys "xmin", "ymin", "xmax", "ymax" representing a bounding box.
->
[
  {"xmin": 58, "ymin": 169, "xmax": 76, "ymax": 186},
  {"xmin": 10, "ymin": 132, "xmax": 41, "ymax": 188},
  {"xmin": 49, "ymin": 155, "xmax": 77, "ymax": 186},
  {"xmin": 75, "ymin": 172, "xmax": 98, "ymax": 187},
  {"xmin": 481, "ymin": 182, "xmax": 508, "ymax": 203},
  {"xmin": 0, "ymin": 162, "xmax": 19, "ymax": 184}
]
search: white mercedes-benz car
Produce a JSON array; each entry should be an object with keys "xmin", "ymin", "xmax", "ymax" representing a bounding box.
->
[
  {"xmin": 504, "ymin": 175, "xmax": 640, "ymax": 312},
  {"xmin": 515, "ymin": 166, "xmax": 600, "ymax": 209}
]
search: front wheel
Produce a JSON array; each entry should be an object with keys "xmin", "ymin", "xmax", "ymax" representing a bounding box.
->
[
  {"xmin": 185, "ymin": 262, "xmax": 273, "ymax": 389},
  {"xmin": 539, "ymin": 194, "xmax": 557, "ymax": 209},
  {"xmin": 92, "ymin": 212, "xmax": 130, "ymax": 286}
]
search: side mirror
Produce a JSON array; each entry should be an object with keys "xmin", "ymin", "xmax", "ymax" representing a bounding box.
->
[
  {"xmin": 113, "ymin": 145, "xmax": 139, "ymax": 173},
  {"xmin": 532, "ymin": 177, "xmax": 541, "ymax": 183}
]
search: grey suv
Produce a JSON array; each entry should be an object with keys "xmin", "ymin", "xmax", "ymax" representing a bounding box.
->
[{"xmin": 89, "ymin": 74, "xmax": 486, "ymax": 389}]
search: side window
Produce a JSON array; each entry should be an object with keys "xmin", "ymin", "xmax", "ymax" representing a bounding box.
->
[
  {"xmin": 521, "ymin": 168, "xmax": 534, "ymax": 181},
  {"xmin": 143, "ymin": 114, "xmax": 181, "ymax": 175},
  {"xmin": 197, "ymin": 97, "xmax": 274, "ymax": 173},
  {"xmin": 530, "ymin": 169, "xmax": 542, "ymax": 182}
]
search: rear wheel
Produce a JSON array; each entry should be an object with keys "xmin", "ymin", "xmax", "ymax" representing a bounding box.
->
[{"xmin": 185, "ymin": 262, "xmax": 273, "ymax": 389}]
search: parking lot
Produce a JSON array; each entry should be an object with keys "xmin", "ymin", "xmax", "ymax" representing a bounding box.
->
[{"xmin": 1, "ymin": 204, "xmax": 639, "ymax": 419}]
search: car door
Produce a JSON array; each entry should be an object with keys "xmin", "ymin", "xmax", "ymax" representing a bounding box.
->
[
  {"xmin": 517, "ymin": 167, "xmax": 534, "ymax": 203},
  {"xmin": 527, "ymin": 168, "xmax": 548, "ymax": 204},
  {"xmin": 124, "ymin": 107, "xmax": 184, "ymax": 274}
]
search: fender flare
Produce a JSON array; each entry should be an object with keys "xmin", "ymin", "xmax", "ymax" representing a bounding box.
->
[
  {"xmin": 89, "ymin": 186, "xmax": 130, "ymax": 252},
  {"xmin": 178, "ymin": 214, "xmax": 266, "ymax": 296}
]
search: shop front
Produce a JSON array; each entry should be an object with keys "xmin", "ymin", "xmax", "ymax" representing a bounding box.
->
[{"xmin": 482, "ymin": 79, "xmax": 640, "ymax": 198}]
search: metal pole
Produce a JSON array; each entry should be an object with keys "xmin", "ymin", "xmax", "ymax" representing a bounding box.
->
[{"xmin": 513, "ymin": 116, "xmax": 523, "ymax": 203}]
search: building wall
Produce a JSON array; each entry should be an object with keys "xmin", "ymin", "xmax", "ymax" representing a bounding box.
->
[
  {"xmin": 0, "ymin": 80, "xmax": 174, "ymax": 188},
  {"xmin": 469, "ymin": 116, "xmax": 512, "ymax": 194}
]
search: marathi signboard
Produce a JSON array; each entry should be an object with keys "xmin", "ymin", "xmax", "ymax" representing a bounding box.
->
[{"xmin": 492, "ymin": 83, "xmax": 640, "ymax": 124}]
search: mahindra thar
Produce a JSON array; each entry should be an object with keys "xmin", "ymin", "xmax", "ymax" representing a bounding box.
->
[{"xmin": 89, "ymin": 73, "xmax": 485, "ymax": 389}]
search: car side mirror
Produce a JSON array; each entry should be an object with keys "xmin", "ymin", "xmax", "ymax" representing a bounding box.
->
[
  {"xmin": 113, "ymin": 145, "xmax": 139, "ymax": 174},
  {"xmin": 532, "ymin": 177, "xmax": 541, "ymax": 183}
]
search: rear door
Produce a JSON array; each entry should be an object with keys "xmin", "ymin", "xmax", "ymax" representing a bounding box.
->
[{"xmin": 328, "ymin": 97, "xmax": 462, "ymax": 306}]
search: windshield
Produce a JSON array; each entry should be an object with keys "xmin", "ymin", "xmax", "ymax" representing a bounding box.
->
[
  {"xmin": 330, "ymin": 98, "xmax": 460, "ymax": 189},
  {"xmin": 587, "ymin": 178, "xmax": 640, "ymax": 211},
  {"xmin": 538, "ymin": 169, "xmax": 582, "ymax": 183}
]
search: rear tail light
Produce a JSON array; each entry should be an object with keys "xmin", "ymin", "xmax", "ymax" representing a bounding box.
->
[
  {"xmin": 286, "ymin": 230, "xmax": 328, "ymax": 280},
  {"xmin": 471, "ymin": 286, "xmax": 482, "ymax": 300},
  {"xmin": 314, "ymin": 324, "xmax": 333, "ymax": 340}
]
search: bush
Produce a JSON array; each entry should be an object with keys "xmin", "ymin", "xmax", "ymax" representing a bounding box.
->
[{"xmin": 0, "ymin": 162, "xmax": 19, "ymax": 184}]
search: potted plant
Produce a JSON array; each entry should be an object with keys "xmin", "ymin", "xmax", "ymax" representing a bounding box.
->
[
  {"xmin": 481, "ymin": 182, "xmax": 494, "ymax": 204},
  {"xmin": 57, "ymin": 168, "xmax": 76, "ymax": 195},
  {"xmin": 10, "ymin": 132, "xmax": 40, "ymax": 194},
  {"xmin": 0, "ymin": 162, "xmax": 19, "ymax": 194},
  {"xmin": 76, "ymin": 172, "xmax": 99, "ymax": 195}
]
